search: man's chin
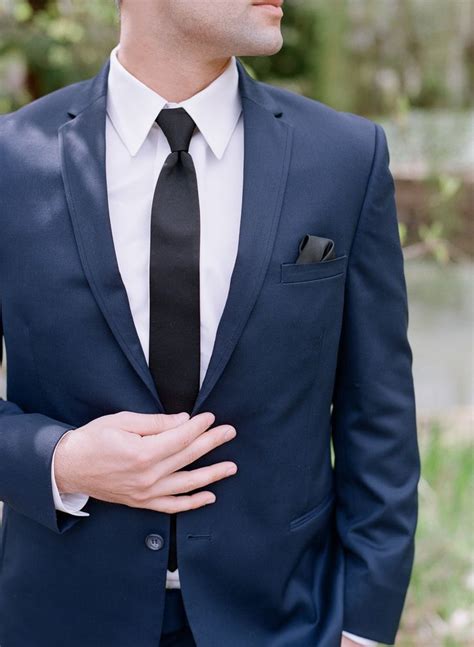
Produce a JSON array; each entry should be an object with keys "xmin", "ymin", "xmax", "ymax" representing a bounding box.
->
[{"xmin": 236, "ymin": 34, "xmax": 284, "ymax": 58}]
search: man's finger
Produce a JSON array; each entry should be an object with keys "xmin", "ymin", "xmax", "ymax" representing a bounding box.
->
[
  {"xmin": 148, "ymin": 419, "xmax": 235, "ymax": 471},
  {"xmin": 143, "ymin": 411, "xmax": 218, "ymax": 455},
  {"xmin": 114, "ymin": 410, "xmax": 193, "ymax": 435},
  {"xmin": 145, "ymin": 492, "xmax": 217, "ymax": 514}
]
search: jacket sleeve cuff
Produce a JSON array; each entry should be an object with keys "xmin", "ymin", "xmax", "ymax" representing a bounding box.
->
[
  {"xmin": 0, "ymin": 412, "xmax": 85, "ymax": 533},
  {"xmin": 343, "ymin": 578, "xmax": 403, "ymax": 644}
]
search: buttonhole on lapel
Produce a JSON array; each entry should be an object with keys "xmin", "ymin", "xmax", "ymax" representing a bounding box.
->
[{"xmin": 275, "ymin": 111, "xmax": 282, "ymax": 118}]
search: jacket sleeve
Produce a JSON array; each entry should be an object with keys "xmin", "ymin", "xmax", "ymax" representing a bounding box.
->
[
  {"xmin": 330, "ymin": 122, "xmax": 421, "ymax": 644},
  {"xmin": 0, "ymin": 304, "xmax": 82, "ymax": 534}
]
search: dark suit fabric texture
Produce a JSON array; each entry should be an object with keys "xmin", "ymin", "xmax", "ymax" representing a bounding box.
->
[{"xmin": 0, "ymin": 56, "xmax": 420, "ymax": 647}]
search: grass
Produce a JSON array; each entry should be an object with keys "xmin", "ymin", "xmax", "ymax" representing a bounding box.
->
[{"xmin": 397, "ymin": 415, "xmax": 474, "ymax": 646}]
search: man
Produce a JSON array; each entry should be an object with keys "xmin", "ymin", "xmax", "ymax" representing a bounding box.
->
[{"xmin": 0, "ymin": 0, "xmax": 420, "ymax": 645}]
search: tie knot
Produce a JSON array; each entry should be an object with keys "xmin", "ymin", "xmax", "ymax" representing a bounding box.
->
[{"xmin": 156, "ymin": 107, "xmax": 197, "ymax": 153}]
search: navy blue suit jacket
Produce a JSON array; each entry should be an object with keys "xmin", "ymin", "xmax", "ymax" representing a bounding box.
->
[{"xmin": 0, "ymin": 57, "xmax": 420, "ymax": 646}]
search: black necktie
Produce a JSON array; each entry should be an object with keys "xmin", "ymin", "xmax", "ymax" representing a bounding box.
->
[{"xmin": 149, "ymin": 107, "xmax": 201, "ymax": 572}]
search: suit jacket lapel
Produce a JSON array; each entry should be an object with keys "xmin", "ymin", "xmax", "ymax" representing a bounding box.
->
[
  {"xmin": 58, "ymin": 57, "xmax": 294, "ymax": 415},
  {"xmin": 59, "ymin": 60, "xmax": 161, "ymax": 407},
  {"xmin": 192, "ymin": 59, "xmax": 294, "ymax": 414}
]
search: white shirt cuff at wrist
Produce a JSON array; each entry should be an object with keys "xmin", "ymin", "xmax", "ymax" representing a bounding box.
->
[
  {"xmin": 51, "ymin": 430, "xmax": 90, "ymax": 516},
  {"xmin": 343, "ymin": 630, "xmax": 378, "ymax": 646}
]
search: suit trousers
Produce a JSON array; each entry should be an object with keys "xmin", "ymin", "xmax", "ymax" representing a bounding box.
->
[{"xmin": 159, "ymin": 589, "xmax": 196, "ymax": 646}]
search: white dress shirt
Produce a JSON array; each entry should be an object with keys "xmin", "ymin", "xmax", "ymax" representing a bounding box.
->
[{"xmin": 50, "ymin": 43, "xmax": 377, "ymax": 646}]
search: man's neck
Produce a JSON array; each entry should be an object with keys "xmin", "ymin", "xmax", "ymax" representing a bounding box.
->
[{"xmin": 116, "ymin": 40, "xmax": 232, "ymax": 104}]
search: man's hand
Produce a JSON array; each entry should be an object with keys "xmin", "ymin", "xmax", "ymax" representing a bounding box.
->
[{"xmin": 53, "ymin": 411, "xmax": 237, "ymax": 513}]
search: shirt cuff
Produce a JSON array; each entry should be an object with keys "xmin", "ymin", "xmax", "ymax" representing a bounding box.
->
[
  {"xmin": 343, "ymin": 631, "xmax": 379, "ymax": 646},
  {"xmin": 51, "ymin": 430, "xmax": 90, "ymax": 516}
]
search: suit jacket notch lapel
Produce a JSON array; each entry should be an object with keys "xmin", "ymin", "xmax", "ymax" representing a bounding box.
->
[{"xmin": 59, "ymin": 94, "xmax": 162, "ymax": 407}]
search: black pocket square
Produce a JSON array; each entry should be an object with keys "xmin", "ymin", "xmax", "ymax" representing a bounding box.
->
[{"xmin": 296, "ymin": 234, "xmax": 336, "ymax": 264}]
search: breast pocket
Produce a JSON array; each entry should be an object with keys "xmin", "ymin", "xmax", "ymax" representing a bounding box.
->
[{"xmin": 280, "ymin": 254, "xmax": 348, "ymax": 284}]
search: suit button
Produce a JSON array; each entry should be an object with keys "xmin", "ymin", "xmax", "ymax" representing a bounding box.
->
[{"xmin": 145, "ymin": 533, "xmax": 164, "ymax": 551}]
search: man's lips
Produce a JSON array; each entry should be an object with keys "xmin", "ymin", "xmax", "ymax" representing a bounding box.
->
[
  {"xmin": 252, "ymin": 1, "xmax": 284, "ymax": 16},
  {"xmin": 253, "ymin": 0, "xmax": 283, "ymax": 6}
]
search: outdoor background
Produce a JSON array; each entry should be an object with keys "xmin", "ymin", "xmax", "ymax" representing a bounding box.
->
[{"xmin": 0, "ymin": 0, "xmax": 473, "ymax": 645}]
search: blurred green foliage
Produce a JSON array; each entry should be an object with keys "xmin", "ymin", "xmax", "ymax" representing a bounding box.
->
[
  {"xmin": 0, "ymin": 0, "xmax": 118, "ymax": 111},
  {"xmin": 247, "ymin": 0, "xmax": 473, "ymax": 117}
]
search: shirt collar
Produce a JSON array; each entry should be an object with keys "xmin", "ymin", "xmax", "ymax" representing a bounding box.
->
[{"xmin": 106, "ymin": 44, "xmax": 242, "ymax": 159}]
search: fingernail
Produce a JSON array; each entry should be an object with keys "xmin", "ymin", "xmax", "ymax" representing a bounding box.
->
[
  {"xmin": 175, "ymin": 412, "xmax": 190, "ymax": 422},
  {"xmin": 205, "ymin": 495, "xmax": 216, "ymax": 504},
  {"xmin": 225, "ymin": 427, "xmax": 236, "ymax": 439},
  {"xmin": 226, "ymin": 466, "xmax": 237, "ymax": 476}
]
